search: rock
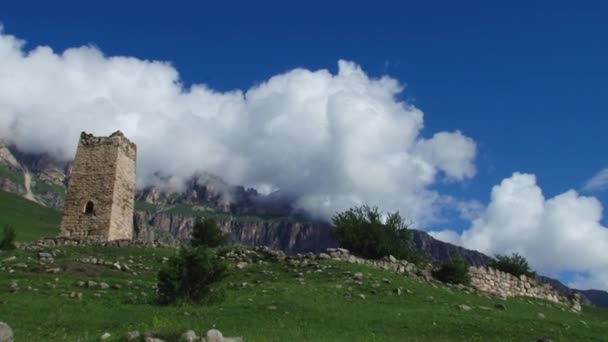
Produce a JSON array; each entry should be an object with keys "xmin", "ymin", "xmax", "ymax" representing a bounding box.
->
[
  {"xmin": 579, "ymin": 320, "xmax": 588, "ymax": 327},
  {"xmin": 87, "ymin": 280, "xmax": 98, "ymax": 288},
  {"xmin": 477, "ymin": 306, "xmax": 492, "ymax": 311},
  {"xmin": 111, "ymin": 284, "xmax": 122, "ymax": 289},
  {"xmin": 124, "ymin": 331, "xmax": 141, "ymax": 341},
  {"xmin": 537, "ymin": 312, "xmax": 546, "ymax": 319},
  {"xmin": 267, "ymin": 305, "xmax": 278, "ymax": 310},
  {"xmin": 206, "ymin": 329, "xmax": 223, "ymax": 342},
  {"xmin": 394, "ymin": 288, "xmax": 402, "ymax": 295},
  {"xmin": 457, "ymin": 304, "xmax": 472, "ymax": 311},
  {"xmin": 494, "ymin": 303, "xmax": 507, "ymax": 310},
  {"xmin": 0, "ymin": 321, "xmax": 14, "ymax": 342},
  {"xmin": 100, "ymin": 332, "xmax": 111, "ymax": 340},
  {"xmin": 99, "ymin": 282, "xmax": 110, "ymax": 290},
  {"xmin": 112, "ymin": 262, "xmax": 121, "ymax": 270},
  {"xmin": 382, "ymin": 278, "xmax": 390, "ymax": 284},
  {"xmin": 8, "ymin": 281, "xmax": 18, "ymax": 293},
  {"xmin": 318, "ymin": 253, "xmax": 331, "ymax": 259},
  {"xmin": 179, "ymin": 330, "xmax": 197, "ymax": 342},
  {"xmin": 358, "ymin": 294, "xmax": 366, "ymax": 300},
  {"xmin": 2, "ymin": 256, "xmax": 16, "ymax": 263},
  {"xmin": 353, "ymin": 272, "xmax": 364, "ymax": 281},
  {"xmin": 38, "ymin": 252, "xmax": 53, "ymax": 259},
  {"xmin": 236, "ymin": 262, "xmax": 248, "ymax": 269},
  {"xmin": 388, "ymin": 255, "xmax": 397, "ymax": 262},
  {"xmin": 144, "ymin": 338, "xmax": 165, "ymax": 342}
]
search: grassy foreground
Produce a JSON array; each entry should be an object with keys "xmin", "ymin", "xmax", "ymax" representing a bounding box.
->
[{"xmin": 1, "ymin": 245, "xmax": 607, "ymax": 342}]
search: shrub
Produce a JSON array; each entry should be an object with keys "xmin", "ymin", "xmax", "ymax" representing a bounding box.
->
[
  {"xmin": 489, "ymin": 253, "xmax": 536, "ymax": 278},
  {"xmin": 432, "ymin": 252, "xmax": 471, "ymax": 286},
  {"xmin": 0, "ymin": 224, "xmax": 16, "ymax": 250},
  {"xmin": 191, "ymin": 218, "xmax": 224, "ymax": 248},
  {"xmin": 157, "ymin": 246, "xmax": 227, "ymax": 305},
  {"xmin": 332, "ymin": 205, "xmax": 425, "ymax": 264}
]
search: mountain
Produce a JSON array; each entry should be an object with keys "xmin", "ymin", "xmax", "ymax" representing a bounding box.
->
[{"xmin": 1, "ymin": 141, "xmax": 608, "ymax": 308}]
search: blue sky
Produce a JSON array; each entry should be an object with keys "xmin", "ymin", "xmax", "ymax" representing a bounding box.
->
[{"xmin": 1, "ymin": 0, "xmax": 608, "ymax": 288}]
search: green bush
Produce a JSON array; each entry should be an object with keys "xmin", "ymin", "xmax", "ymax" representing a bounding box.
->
[
  {"xmin": 0, "ymin": 224, "xmax": 16, "ymax": 250},
  {"xmin": 157, "ymin": 246, "xmax": 227, "ymax": 305},
  {"xmin": 191, "ymin": 218, "xmax": 224, "ymax": 248},
  {"xmin": 432, "ymin": 252, "xmax": 471, "ymax": 286},
  {"xmin": 489, "ymin": 253, "xmax": 536, "ymax": 278},
  {"xmin": 332, "ymin": 205, "xmax": 425, "ymax": 264}
]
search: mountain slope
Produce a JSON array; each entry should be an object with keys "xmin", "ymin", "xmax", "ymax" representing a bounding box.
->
[{"xmin": 0, "ymin": 190, "xmax": 61, "ymax": 241}]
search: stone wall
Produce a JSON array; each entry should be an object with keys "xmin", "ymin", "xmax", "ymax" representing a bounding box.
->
[
  {"xmin": 59, "ymin": 131, "xmax": 136, "ymax": 241},
  {"xmin": 469, "ymin": 266, "xmax": 581, "ymax": 311}
]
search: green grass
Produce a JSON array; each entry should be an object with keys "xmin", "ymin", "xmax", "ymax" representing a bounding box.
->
[
  {"xmin": 31, "ymin": 177, "xmax": 66, "ymax": 197},
  {"xmin": 0, "ymin": 246, "xmax": 606, "ymax": 341},
  {"xmin": 0, "ymin": 164, "xmax": 23, "ymax": 186},
  {"xmin": 0, "ymin": 190, "xmax": 61, "ymax": 241}
]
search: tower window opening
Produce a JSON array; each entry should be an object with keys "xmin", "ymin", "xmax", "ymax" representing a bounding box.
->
[{"xmin": 84, "ymin": 201, "xmax": 95, "ymax": 215}]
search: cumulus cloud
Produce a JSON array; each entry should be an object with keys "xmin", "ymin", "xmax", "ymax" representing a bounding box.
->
[
  {"xmin": 0, "ymin": 27, "xmax": 476, "ymax": 223},
  {"xmin": 431, "ymin": 172, "xmax": 608, "ymax": 291},
  {"xmin": 583, "ymin": 168, "xmax": 608, "ymax": 192}
]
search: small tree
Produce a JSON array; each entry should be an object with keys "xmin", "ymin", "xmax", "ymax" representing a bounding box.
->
[
  {"xmin": 432, "ymin": 252, "xmax": 471, "ymax": 286},
  {"xmin": 332, "ymin": 205, "xmax": 424, "ymax": 264},
  {"xmin": 157, "ymin": 246, "xmax": 227, "ymax": 305},
  {"xmin": 0, "ymin": 224, "xmax": 16, "ymax": 250},
  {"xmin": 191, "ymin": 218, "xmax": 224, "ymax": 248},
  {"xmin": 489, "ymin": 253, "xmax": 536, "ymax": 278}
]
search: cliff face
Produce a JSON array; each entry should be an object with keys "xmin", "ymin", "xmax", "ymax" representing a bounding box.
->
[
  {"xmin": 133, "ymin": 210, "xmax": 337, "ymax": 254},
  {"xmin": 409, "ymin": 230, "xmax": 494, "ymax": 267}
]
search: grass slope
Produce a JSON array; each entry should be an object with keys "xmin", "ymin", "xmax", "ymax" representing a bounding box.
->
[
  {"xmin": 0, "ymin": 190, "xmax": 60, "ymax": 241},
  {"xmin": 0, "ymin": 245, "xmax": 607, "ymax": 341}
]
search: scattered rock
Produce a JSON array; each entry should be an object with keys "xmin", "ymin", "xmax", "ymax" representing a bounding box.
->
[
  {"xmin": 457, "ymin": 304, "xmax": 472, "ymax": 311},
  {"xmin": 38, "ymin": 252, "xmax": 53, "ymax": 259},
  {"xmin": 179, "ymin": 330, "xmax": 197, "ymax": 342},
  {"xmin": 358, "ymin": 294, "xmax": 366, "ymax": 300},
  {"xmin": 537, "ymin": 313, "xmax": 546, "ymax": 319},
  {"xmin": 124, "ymin": 331, "xmax": 141, "ymax": 341},
  {"xmin": 100, "ymin": 332, "xmax": 111, "ymax": 340},
  {"xmin": 99, "ymin": 282, "xmax": 110, "ymax": 290},
  {"xmin": 318, "ymin": 253, "xmax": 331, "ymax": 259},
  {"xmin": 206, "ymin": 329, "xmax": 223, "ymax": 342},
  {"xmin": 353, "ymin": 272, "xmax": 364, "ymax": 281},
  {"xmin": 236, "ymin": 262, "xmax": 248, "ymax": 269},
  {"xmin": 87, "ymin": 280, "xmax": 98, "ymax": 288},
  {"xmin": 8, "ymin": 281, "xmax": 18, "ymax": 293},
  {"xmin": 0, "ymin": 321, "xmax": 14, "ymax": 342}
]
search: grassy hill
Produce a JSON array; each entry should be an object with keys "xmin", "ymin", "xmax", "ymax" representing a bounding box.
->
[
  {"xmin": 0, "ymin": 190, "xmax": 60, "ymax": 241},
  {"xmin": 1, "ymin": 190, "xmax": 608, "ymax": 341},
  {"xmin": 1, "ymin": 245, "xmax": 607, "ymax": 341}
]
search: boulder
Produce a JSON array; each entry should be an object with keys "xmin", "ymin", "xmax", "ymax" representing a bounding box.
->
[
  {"xmin": 0, "ymin": 322, "xmax": 14, "ymax": 342},
  {"xmin": 206, "ymin": 329, "xmax": 223, "ymax": 342},
  {"xmin": 179, "ymin": 330, "xmax": 198, "ymax": 342}
]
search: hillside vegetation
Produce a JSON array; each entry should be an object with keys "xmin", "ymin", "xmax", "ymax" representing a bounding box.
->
[
  {"xmin": 0, "ymin": 190, "xmax": 60, "ymax": 241},
  {"xmin": 1, "ymin": 189, "xmax": 608, "ymax": 341}
]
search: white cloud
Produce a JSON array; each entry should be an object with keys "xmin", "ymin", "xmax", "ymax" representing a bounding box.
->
[
  {"xmin": 0, "ymin": 28, "xmax": 476, "ymax": 223},
  {"xmin": 583, "ymin": 168, "xmax": 608, "ymax": 192},
  {"xmin": 431, "ymin": 172, "xmax": 608, "ymax": 291}
]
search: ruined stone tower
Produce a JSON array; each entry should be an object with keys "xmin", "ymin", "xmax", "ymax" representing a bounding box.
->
[{"xmin": 59, "ymin": 131, "xmax": 137, "ymax": 240}]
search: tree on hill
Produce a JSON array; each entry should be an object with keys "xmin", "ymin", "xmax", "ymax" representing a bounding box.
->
[
  {"xmin": 489, "ymin": 253, "xmax": 536, "ymax": 278},
  {"xmin": 332, "ymin": 205, "xmax": 425, "ymax": 264},
  {"xmin": 191, "ymin": 218, "xmax": 225, "ymax": 248},
  {"xmin": 0, "ymin": 224, "xmax": 16, "ymax": 250},
  {"xmin": 432, "ymin": 252, "xmax": 471, "ymax": 285},
  {"xmin": 157, "ymin": 246, "xmax": 227, "ymax": 305}
]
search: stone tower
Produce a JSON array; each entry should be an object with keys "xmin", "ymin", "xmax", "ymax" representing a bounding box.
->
[{"xmin": 60, "ymin": 131, "xmax": 137, "ymax": 240}]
